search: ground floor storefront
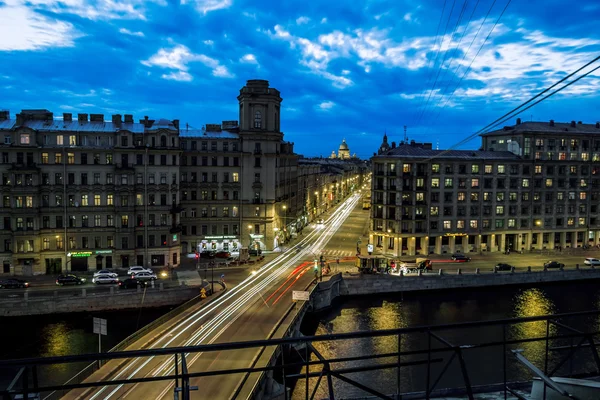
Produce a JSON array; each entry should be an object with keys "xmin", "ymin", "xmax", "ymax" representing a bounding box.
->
[{"xmin": 371, "ymin": 229, "xmax": 600, "ymax": 256}]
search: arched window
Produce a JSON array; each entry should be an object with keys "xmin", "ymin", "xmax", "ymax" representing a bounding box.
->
[
  {"xmin": 254, "ymin": 111, "xmax": 262, "ymax": 129},
  {"xmin": 160, "ymin": 136, "xmax": 167, "ymax": 147}
]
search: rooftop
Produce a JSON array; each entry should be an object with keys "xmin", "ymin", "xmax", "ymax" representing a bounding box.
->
[
  {"xmin": 482, "ymin": 119, "xmax": 600, "ymax": 137},
  {"xmin": 376, "ymin": 144, "xmax": 519, "ymax": 160}
]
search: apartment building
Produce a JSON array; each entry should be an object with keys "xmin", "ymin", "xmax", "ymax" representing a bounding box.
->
[{"xmin": 370, "ymin": 118, "xmax": 600, "ymax": 256}]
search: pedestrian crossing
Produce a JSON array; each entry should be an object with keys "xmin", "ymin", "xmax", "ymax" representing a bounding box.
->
[{"xmin": 319, "ymin": 249, "xmax": 356, "ymax": 258}]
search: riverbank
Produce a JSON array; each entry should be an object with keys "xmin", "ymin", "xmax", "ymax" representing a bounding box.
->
[{"xmin": 309, "ymin": 266, "xmax": 600, "ymax": 311}]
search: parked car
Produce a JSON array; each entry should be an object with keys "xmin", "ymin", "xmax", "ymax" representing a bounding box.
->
[
  {"xmin": 93, "ymin": 269, "xmax": 118, "ymax": 279},
  {"xmin": 0, "ymin": 279, "xmax": 29, "ymax": 289},
  {"xmin": 56, "ymin": 274, "xmax": 86, "ymax": 286},
  {"xmin": 215, "ymin": 251, "xmax": 231, "ymax": 259},
  {"xmin": 93, "ymin": 275, "xmax": 119, "ymax": 284},
  {"xmin": 127, "ymin": 266, "xmax": 152, "ymax": 275},
  {"xmin": 451, "ymin": 254, "xmax": 471, "ymax": 262},
  {"xmin": 119, "ymin": 278, "xmax": 146, "ymax": 289},
  {"xmin": 495, "ymin": 263, "xmax": 514, "ymax": 271},
  {"xmin": 199, "ymin": 251, "xmax": 216, "ymax": 259},
  {"xmin": 584, "ymin": 258, "xmax": 600, "ymax": 266},
  {"xmin": 249, "ymin": 248, "xmax": 262, "ymax": 256},
  {"xmin": 544, "ymin": 261, "xmax": 565, "ymax": 269},
  {"xmin": 134, "ymin": 272, "xmax": 157, "ymax": 282}
]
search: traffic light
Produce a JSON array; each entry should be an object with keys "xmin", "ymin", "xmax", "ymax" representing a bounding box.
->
[
  {"xmin": 314, "ymin": 259, "xmax": 318, "ymax": 270},
  {"xmin": 195, "ymin": 252, "xmax": 199, "ymax": 260}
]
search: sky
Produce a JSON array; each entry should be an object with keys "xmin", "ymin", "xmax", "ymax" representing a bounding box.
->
[{"xmin": 1, "ymin": 0, "xmax": 600, "ymax": 159}]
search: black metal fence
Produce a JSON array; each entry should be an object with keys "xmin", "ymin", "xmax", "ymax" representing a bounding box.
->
[{"xmin": 2, "ymin": 309, "xmax": 600, "ymax": 400}]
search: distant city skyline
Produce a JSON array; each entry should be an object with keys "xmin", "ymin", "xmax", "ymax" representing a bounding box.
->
[{"xmin": 1, "ymin": 0, "xmax": 600, "ymax": 158}]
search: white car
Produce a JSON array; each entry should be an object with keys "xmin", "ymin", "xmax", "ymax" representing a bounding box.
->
[
  {"xmin": 134, "ymin": 272, "xmax": 157, "ymax": 282},
  {"xmin": 93, "ymin": 275, "xmax": 119, "ymax": 284},
  {"xmin": 584, "ymin": 258, "xmax": 600, "ymax": 266},
  {"xmin": 93, "ymin": 269, "xmax": 118, "ymax": 279},
  {"xmin": 127, "ymin": 266, "xmax": 152, "ymax": 275}
]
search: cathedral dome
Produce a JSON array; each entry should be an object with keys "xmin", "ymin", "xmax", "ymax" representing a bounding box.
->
[{"xmin": 339, "ymin": 139, "xmax": 349, "ymax": 150}]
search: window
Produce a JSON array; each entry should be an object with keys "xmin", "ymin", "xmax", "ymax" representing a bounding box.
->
[
  {"xmin": 484, "ymin": 165, "xmax": 492, "ymax": 174},
  {"xmin": 430, "ymin": 206, "xmax": 439, "ymax": 216},
  {"xmin": 121, "ymin": 215, "xmax": 129, "ymax": 227},
  {"xmin": 233, "ymin": 172, "xmax": 239, "ymax": 182},
  {"xmin": 254, "ymin": 111, "xmax": 262, "ymax": 128},
  {"xmin": 470, "ymin": 220, "xmax": 478, "ymax": 228},
  {"xmin": 497, "ymin": 165, "xmax": 505, "ymax": 174},
  {"xmin": 443, "ymin": 220, "xmax": 451, "ymax": 230},
  {"xmin": 55, "ymin": 153, "xmax": 62, "ymax": 164},
  {"xmin": 431, "ymin": 178, "xmax": 440, "ymax": 188},
  {"xmin": 457, "ymin": 220, "xmax": 465, "ymax": 229},
  {"xmin": 444, "ymin": 178, "xmax": 453, "ymax": 188},
  {"xmin": 431, "ymin": 164, "xmax": 440, "ymax": 173},
  {"xmin": 67, "ymin": 152, "xmax": 75, "ymax": 164},
  {"xmin": 107, "ymin": 194, "xmax": 114, "ymax": 205},
  {"xmin": 522, "ymin": 179, "xmax": 529, "ymax": 188},
  {"xmin": 20, "ymin": 134, "xmax": 30, "ymax": 144},
  {"xmin": 471, "ymin": 178, "xmax": 479, "ymax": 188},
  {"xmin": 81, "ymin": 194, "xmax": 88, "ymax": 206}
]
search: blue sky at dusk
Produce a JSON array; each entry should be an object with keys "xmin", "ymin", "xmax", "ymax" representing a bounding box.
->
[{"xmin": 1, "ymin": 0, "xmax": 600, "ymax": 158}]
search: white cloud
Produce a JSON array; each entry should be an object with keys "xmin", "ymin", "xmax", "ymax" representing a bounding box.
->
[
  {"xmin": 243, "ymin": 11, "xmax": 256, "ymax": 19},
  {"xmin": 141, "ymin": 44, "xmax": 233, "ymax": 80},
  {"xmin": 0, "ymin": 2, "xmax": 82, "ymax": 51},
  {"xmin": 119, "ymin": 27, "xmax": 144, "ymax": 37},
  {"xmin": 183, "ymin": 0, "xmax": 232, "ymax": 14},
  {"xmin": 162, "ymin": 71, "xmax": 193, "ymax": 81},
  {"xmin": 403, "ymin": 13, "xmax": 412, "ymax": 21},
  {"xmin": 318, "ymin": 101, "xmax": 335, "ymax": 110},
  {"xmin": 240, "ymin": 53, "xmax": 258, "ymax": 64},
  {"xmin": 320, "ymin": 17, "xmax": 327, "ymax": 24},
  {"xmin": 17, "ymin": 0, "xmax": 164, "ymax": 21},
  {"xmin": 203, "ymin": 40, "xmax": 214, "ymax": 46},
  {"xmin": 296, "ymin": 16, "xmax": 310, "ymax": 25}
]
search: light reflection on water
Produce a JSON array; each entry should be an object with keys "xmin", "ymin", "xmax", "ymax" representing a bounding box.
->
[{"xmin": 296, "ymin": 282, "xmax": 600, "ymax": 399}]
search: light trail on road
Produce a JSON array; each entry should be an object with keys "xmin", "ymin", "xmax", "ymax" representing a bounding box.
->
[{"xmin": 82, "ymin": 193, "xmax": 362, "ymax": 400}]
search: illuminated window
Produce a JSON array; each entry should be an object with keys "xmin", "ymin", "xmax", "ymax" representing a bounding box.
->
[
  {"xmin": 484, "ymin": 165, "xmax": 492, "ymax": 174},
  {"xmin": 107, "ymin": 194, "xmax": 114, "ymax": 205},
  {"xmin": 457, "ymin": 192, "xmax": 465, "ymax": 201},
  {"xmin": 232, "ymin": 172, "xmax": 239, "ymax": 182},
  {"xmin": 496, "ymin": 206, "xmax": 504, "ymax": 215},
  {"xmin": 471, "ymin": 178, "xmax": 479, "ymax": 188},
  {"xmin": 456, "ymin": 220, "xmax": 465, "ymax": 229},
  {"xmin": 470, "ymin": 220, "xmax": 478, "ymax": 228},
  {"xmin": 430, "ymin": 206, "xmax": 439, "ymax": 216},
  {"xmin": 471, "ymin": 164, "xmax": 479, "ymax": 173},
  {"xmin": 497, "ymin": 165, "xmax": 505, "ymax": 174},
  {"xmin": 431, "ymin": 164, "xmax": 440, "ymax": 173},
  {"xmin": 580, "ymin": 192, "xmax": 587, "ymax": 200},
  {"xmin": 522, "ymin": 179, "xmax": 529, "ymax": 188},
  {"xmin": 443, "ymin": 220, "xmax": 451, "ymax": 230},
  {"xmin": 471, "ymin": 193, "xmax": 479, "ymax": 201},
  {"xmin": 444, "ymin": 178, "xmax": 453, "ymax": 188},
  {"xmin": 403, "ymin": 164, "xmax": 411, "ymax": 173},
  {"xmin": 545, "ymin": 179, "xmax": 553, "ymax": 187},
  {"xmin": 508, "ymin": 219, "xmax": 516, "ymax": 228},
  {"xmin": 20, "ymin": 134, "xmax": 30, "ymax": 144},
  {"xmin": 431, "ymin": 178, "xmax": 439, "ymax": 188},
  {"xmin": 535, "ymin": 165, "xmax": 542, "ymax": 174}
]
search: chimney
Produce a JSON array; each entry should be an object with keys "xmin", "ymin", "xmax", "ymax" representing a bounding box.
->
[
  {"xmin": 516, "ymin": 117, "xmax": 521, "ymax": 125},
  {"xmin": 0, "ymin": 110, "xmax": 8, "ymax": 121},
  {"xmin": 172, "ymin": 119, "xmax": 180, "ymax": 130},
  {"xmin": 112, "ymin": 114, "xmax": 122, "ymax": 124},
  {"xmin": 391, "ymin": 141, "xmax": 396, "ymax": 149},
  {"xmin": 596, "ymin": 122, "xmax": 600, "ymax": 129},
  {"xmin": 571, "ymin": 120, "xmax": 576, "ymax": 127},
  {"xmin": 578, "ymin": 121, "xmax": 582, "ymax": 124},
  {"xmin": 78, "ymin": 113, "xmax": 88, "ymax": 122},
  {"xmin": 90, "ymin": 114, "xmax": 104, "ymax": 122},
  {"xmin": 549, "ymin": 119, "xmax": 554, "ymax": 127},
  {"xmin": 16, "ymin": 113, "xmax": 23, "ymax": 126},
  {"xmin": 124, "ymin": 114, "xmax": 133, "ymax": 123},
  {"xmin": 63, "ymin": 113, "xmax": 72, "ymax": 122}
]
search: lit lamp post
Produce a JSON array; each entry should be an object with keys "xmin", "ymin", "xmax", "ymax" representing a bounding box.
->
[{"xmin": 248, "ymin": 224, "xmax": 253, "ymax": 249}]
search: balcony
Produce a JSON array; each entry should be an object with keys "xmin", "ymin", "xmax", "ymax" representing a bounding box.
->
[
  {"xmin": 9, "ymin": 162, "xmax": 39, "ymax": 172},
  {"xmin": 170, "ymin": 204, "xmax": 185, "ymax": 213},
  {"xmin": 115, "ymin": 163, "xmax": 135, "ymax": 171},
  {"xmin": 252, "ymin": 198, "xmax": 263, "ymax": 204}
]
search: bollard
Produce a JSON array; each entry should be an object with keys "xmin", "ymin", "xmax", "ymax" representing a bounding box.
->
[
  {"xmin": 475, "ymin": 268, "xmax": 480, "ymax": 274},
  {"xmin": 151, "ymin": 280, "xmax": 155, "ymax": 289},
  {"xmin": 527, "ymin": 266, "xmax": 531, "ymax": 272},
  {"xmin": 159, "ymin": 282, "xmax": 164, "ymax": 291},
  {"xmin": 576, "ymin": 264, "xmax": 580, "ymax": 270},
  {"xmin": 543, "ymin": 266, "xmax": 548, "ymax": 272},
  {"xmin": 137, "ymin": 284, "xmax": 142, "ymax": 293},
  {"xmin": 511, "ymin": 267, "xmax": 515, "ymax": 273},
  {"xmin": 457, "ymin": 268, "xmax": 461, "ymax": 275},
  {"xmin": 82, "ymin": 289, "xmax": 86, "ymax": 297},
  {"xmin": 24, "ymin": 292, "xmax": 28, "ymax": 302},
  {"xmin": 418, "ymin": 270, "xmax": 422, "ymax": 277},
  {"xmin": 438, "ymin": 269, "xmax": 443, "ymax": 275},
  {"xmin": 110, "ymin": 287, "xmax": 114, "ymax": 295}
]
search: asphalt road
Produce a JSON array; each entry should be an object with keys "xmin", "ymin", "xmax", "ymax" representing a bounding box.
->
[{"xmin": 63, "ymin": 192, "xmax": 366, "ymax": 400}]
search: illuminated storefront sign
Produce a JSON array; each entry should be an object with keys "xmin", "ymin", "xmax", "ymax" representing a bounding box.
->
[
  {"xmin": 70, "ymin": 251, "xmax": 92, "ymax": 258},
  {"xmin": 444, "ymin": 233, "xmax": 468, "ymax": 237},
  {"xmin": 94, "ymin": 250, "xmax": 112, "ymax": 255}
]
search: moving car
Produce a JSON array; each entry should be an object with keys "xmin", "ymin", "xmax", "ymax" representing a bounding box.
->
[
  {"xmin": 93, "ymin": 275, "xmax": 119, "ymax": 284},
  {"xmin": 93, "ymin": 269, "xmax": 118, "ymax": 279},
  {"xmin": 316, "ymin": 218, "xmax": 325, "ymax": 225},
  {"xmin": 451, "ymin": 254, "xmax": 471, "ymax": 262},
  {"xmin": 495, "ymin": 263, "xmax": 513, "ymax": 271},
  {"xmin": 0, "ymin": 279, "xmax": 29, "ymax": 289},
  {"xmin": 134, "ymin": 271, "xmax": 157, "ymax": 282},
  {"xmin": 56, "ymin": 274, "xmax": 86, "ymax": 286},
  {"xmin": 584, "ymin": 258, "xmax": 600, "ymax": 266},
  {"xmin": 399, "ymin": 258, "xmax": 433, "ymax": 274},
  {"xmin": 215, "ymin": 251, "xmax": 231, "ymax": 259},
  {"xmin": 544, "ymin": 261, "xmax": 565, "ymax": 269},
  {"xmin": 249, "ymin": 248, "xmax": 262, "ymax": 256},
  {"xmin": 199, "ymin": 251, "xmax": 216, "ymax": 259},
  {"xmin": 127, "ymin": 266, "xmax": 152, "ymax": 275},
  {"xmin": 118, "ymin": 278, "xmax": 147, "ymax": 289}
]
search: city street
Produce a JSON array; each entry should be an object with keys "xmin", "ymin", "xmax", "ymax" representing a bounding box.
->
[{"xmin": 62, "ymin": 191, "xmax": 366, "ymax": 400}]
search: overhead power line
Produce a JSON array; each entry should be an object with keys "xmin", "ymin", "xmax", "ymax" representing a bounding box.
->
[{"xmin": 426, "ymin": 54, "xmax": 600, "ymax": 160}]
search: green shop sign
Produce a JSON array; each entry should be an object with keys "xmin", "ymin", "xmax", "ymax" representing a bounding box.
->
[{"xmin": 70, "ymin": 251, "xmax": 92, "ymax": 258}]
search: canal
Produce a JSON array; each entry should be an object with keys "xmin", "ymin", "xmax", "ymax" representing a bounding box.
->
[
  {"xmin": 297, "ymin": 281, "xmax": 600, "ymax": 399},
  {"xmin": 0, "ymin": 306, "xmax": 173, "ymax": 390}
]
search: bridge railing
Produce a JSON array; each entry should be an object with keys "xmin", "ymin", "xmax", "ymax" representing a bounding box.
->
[{"xmin": 2, "ymin": 309, "xmax": 600, "ymax": 400}]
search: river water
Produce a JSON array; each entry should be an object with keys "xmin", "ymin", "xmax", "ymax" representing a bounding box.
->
[
  {"xmin": 0, "ymin": 306, "xmax": 173, "ymax": 391},
  {"xmin": 297, "ymin": 281, "xmax": 600, "ymax": 399}
]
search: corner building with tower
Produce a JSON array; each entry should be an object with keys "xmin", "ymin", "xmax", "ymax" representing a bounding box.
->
[
  {"xmin": 0, "ymin": 80, "xmax": 365, "ymax": 276},
  {"xmin": 370, "ymin": 118, "xmax": 600, "ymax": 256}
]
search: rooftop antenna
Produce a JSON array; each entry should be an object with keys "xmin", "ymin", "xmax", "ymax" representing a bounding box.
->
[
  {"xmin": 403, "ymin": 125, "xmax": 408, "ymax": 142},
  {"xmin": 186, "ymin": 122, "xmax": 189, "ymax": 133},
  {"xmin": 436, "ymin": 139, "xmax": 440, "ymax": 150}
]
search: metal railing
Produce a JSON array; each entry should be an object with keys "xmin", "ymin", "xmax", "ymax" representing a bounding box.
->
[{"xmin": 3, "ymin": 310, "xmax": 600, "ymax": 400}]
